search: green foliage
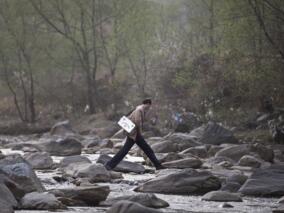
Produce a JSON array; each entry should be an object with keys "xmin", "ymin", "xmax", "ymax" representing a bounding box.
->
[{"xmin": 0, "ymin": 0, "xmax": 283, "ymax": 120}]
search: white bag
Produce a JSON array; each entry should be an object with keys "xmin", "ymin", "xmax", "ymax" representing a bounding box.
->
[{"xmin": 118, "ymin": 116, "xmax": 136, "ymax": 133}]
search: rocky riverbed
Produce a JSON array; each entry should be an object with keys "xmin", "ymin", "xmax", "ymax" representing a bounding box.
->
[{"xmin": 1, "ymin": 119, "xmax": 284, "ymax": 213}]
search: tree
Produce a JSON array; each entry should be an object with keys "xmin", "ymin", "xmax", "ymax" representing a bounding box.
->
[{"xmin": 0, "ymin": 0, "xmax": 42, "ymax": 122}]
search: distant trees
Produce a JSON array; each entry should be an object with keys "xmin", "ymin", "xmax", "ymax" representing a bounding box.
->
[{"xmin": 0, "ymin": 0, "xmax": 283, "ymax": 122}]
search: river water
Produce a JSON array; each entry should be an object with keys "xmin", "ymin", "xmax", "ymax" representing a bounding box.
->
[{"xmin": 0, "ymin": 143, "xmax": 280, "ymax": 213}]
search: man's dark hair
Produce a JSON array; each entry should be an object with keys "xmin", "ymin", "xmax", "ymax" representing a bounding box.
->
[{"xmin": 142, "ymin": 98, "xmax": 152, "ymax": 105}]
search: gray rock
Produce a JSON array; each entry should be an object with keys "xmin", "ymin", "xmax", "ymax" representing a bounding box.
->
[
  {"xmin": 219, "ymin": 202, "xmax": 234, "ymax": 208},
  {"xmin": 163, "ymin": 158, "xmax": 202, "ymax": 169},
  {"xmin": 97, "ymin": 154, "xmax": 145, "ymax": 174},
  {"xmin": 59, "ymin": 155, "xmax": 92, "ymax": 168},
  {"xmin": 202, "ymin": 191, "xmax": 242, "ymax": 202},
  {"xmin": 275, "ymin": 150, "xmax": 284, "ymax": 162},
  {"xmin": 164, "ymin": 133, "xmax": 201, "ymax": 150},
  {"xmin": 250, "ymin": 143, "xmax": 274, "ymax": 162},
  {"xmin": 0, "ymin": 151, "xmax": 5, "ymax": 160},
  {"xmin": 74, "ymin": 164, "xmax": 111, "ymax": 183},
  {"xmin": 226, "ymin": 174, "xmax": 248, "ymax": 185},
  {"xmin": 216, "ymin": 161, "xmax": 233, "ymax": 168},
  {"xmin": 215, "ymin": 144, "xmax": 250, "ymax": 162},
  {"xmin": 106, "ymin": 201, "xmax": 163, "ymax": 213},
  {"xmin": 0, "ymin": 155, "xmax": 44, "ymax": 193},
  {"xmin": 151, "ymin": 140, "xmax": 179, "ymax": 153},
  {"xmin": 188, "ymin": 121, "xmax": 238, "ymax": 145},
  {"xmin": 144, "ymin": 152, "xmax": 183, "ymax": 166},
  {"xmin": 159, "ymin": 152, "xmax": 184, "ymax": 162},
  {"xmin": 101, "ymin": 193, "xmax": 169, "ymax": 208},
  {"xmin": 208, "ymin": 145, "xmax": 224, "ymax": 157},
  {"xmin": 239, "ymin": 164, "xmax": 284, "ymax": 196},
  {"xmin": 134, "ymin": 169, "xmax": 221, "ymax": 195},
  {"xmin": 211, "ymin": 168, "xmax": 244, "ymax": 184},
  {"xmin": 204, "ymin": 156, "xmax": 235, "ymax": 168},
  {"xmin": 20, "ymin": 192, "xmax": 65, "ymax": 210},
  {"xmin": 60, "ymin": 159, "xmax": 92, "ymax": 177},
  {"xmin": 38, "ymin": 137, "xmax": 82, "ymax": 156},
  {"xmin": 0, "ymin": 170, "xmax": 25, "ymax": 200},
  {"xmin": 238, "ymin": 155, "xmax": 261, "ymax": 168},
  {"xmin": 273, "ymin": 206, "xmax": 284, "ymax": 213},
  {"xmin": 6, "ymin": 143, "xmax": 41, "ymax": 152},
  {"xmin": 221, "ymin": 182, "xmax": 242, "ymax": 192},
  {"xmin": 50, "ymin": 120, "xmax": 75, "ymax": 136},
  {"xmin": 278, "ymin": 196, "xmax": 284, "ymax": 203},
  {"xmin": 23, "ymin": 152, "xmax": 53, "ymax": 169},
  {"xmin": 180, "ymin": 146, "xmax": 208, "ymax": 158},
  {"xmin": 0, "ymin": 183, "xmax": 18, "ymax": 208},
  {"xmin": 0, "ymin": 199, "xmax": 14, "ymax": 213},
  {"xmin": 86, "ymin": 138, "xmax": 113, "ymax": 149},
  {"xmin": 50, "ymin": 186, "xmax": 110, "ymax": 206}
]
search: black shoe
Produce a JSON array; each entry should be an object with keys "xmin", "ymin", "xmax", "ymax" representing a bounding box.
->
[
  {"xmin": 155, "ymin": 165, "xmax": 166, "ymax": 170},
  {"xmin": 104, "ymin": 164, "xmax": 112, "ymax": 171}
]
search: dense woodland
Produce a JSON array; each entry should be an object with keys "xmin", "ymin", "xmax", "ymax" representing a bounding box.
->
[{"xmin": 0, "ymin": 0, "xmax": 283, "ymax": 125}]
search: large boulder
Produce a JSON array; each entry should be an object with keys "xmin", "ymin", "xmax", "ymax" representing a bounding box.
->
[
  {"xmin": 0, "ymin": 155, "xmax": 44, "ymax": 193},
  {"xmin": 204, "ymin": 156, "xmax": 235, "ymax": 168},
  {"xmin": 97, "ymin": 154, "xmax": 145, "ymax": 174},
  {"xmin": 59, "ymin": 155, "xmax": 92, "ymax": 168},
  {"xmin": 226, "ymin": 173, "xmax": 248, "ymax": 185},
  {"xmin": 151, "ymin": 140, "xmax": 179, "ymax": 153},
  {"xmin": 163, "ymin": 158, "xmax": 202, "ymax": 169},
  {"xmin": 74, "ymin": 164, "xmax": 111, "ymax": 183},
  {"xmin": 211, "ymin": 168, "xmax": 244, "ymax": 184},
  {"xmin": 20, "ymin": 192, "xmax": 65, "ymax": 210},
  {"xmin": 215, "ymin": 144, "xmax": 274, "ymax": 163},
  {"xmin": 189, "ymin": 121, "xmax": 238, "ymax": 145},
  {"xmin": 101, "ymin": 193, "xmax": 169, "ymax": 208},
  {"xmin": 0, "ymin": 183, "xmax": 18, "ymax": 208},
  {"xmin": 134, "ymin": 169, "xmax": 221, "ymax": 195},
  {"xmin": 38, "ymin": 137, "xmax": 82, "ymax": 156},
  {"xmin": 106, "ymin": 201, "xmax": 163, "ymax": 213},
  {"xmin": 0, "ymin": 171, "xmax": 26, "ymax": 200},
  {"xmin": 201, "ymin": 191, "xmax": 242, "ymax": 202},
  {"xmin": 239, "ymin": 164, "xmax": 284, "ymax": 196},
  {"xmin": 215, "ymin": 145, "xmax": 250, "ymax": 162},
  {"xmin": 221, "ymin": 182, "xmax": 242, "ymax": 193},
  {"xmin": 180, "ymin": 146, "xmax": 208, "ymax": 158},
  {"xmin": 144, "ymin": 152, "xmax": 183, "ymax": 167},
  {"xmin": 23, "ymin": 152, "xmax": 53, "ymax": 169},
  {"xmin": 50, "ymin": 186, "xmax": 110, "ymax": 206},
  {"xmin": 59, "ymin": 156, "xmax": 92, "ymax": 177},
  {"xmin": 165, "ymin": 133, "xmax": 200, "ymax": 146},
  {"xmin": 238, "ymin": 155, "xmax": 261, "ymax": 168},
  {"xmin": 0, "ymin": 199, "xmax": 14, "ymax": 213},
  {"xmin": 86, "ymin": 138, "xmax": 113, "ymax": 149},
  {"xmin": 278, "ymin": 196, "xmax": 284, "ymax": 203},
  {"xmin": 250, "ymin": 143, "xmax": 274, "ymax": 163},
  {"xmin": 151, "ymin": 133, "xmax": 200, "ymax": 153},
  {"xmin": 5, "ymin": 143, "xmax": 41, "ymax": 152}
]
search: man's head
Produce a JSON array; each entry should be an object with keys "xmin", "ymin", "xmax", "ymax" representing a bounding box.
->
[{"xmin": 142, "ymin": 98, "xmax": 152, "ymax": 111}]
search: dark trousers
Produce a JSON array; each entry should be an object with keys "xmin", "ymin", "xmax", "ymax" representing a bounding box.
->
[{"xmin": 106, "ymin": 134, "xmax": 161, "ymax": 169}]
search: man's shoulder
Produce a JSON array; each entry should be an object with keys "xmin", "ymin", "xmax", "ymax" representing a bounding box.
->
[{"xmin": 136, "ymin": 105, "xmax": 144, "ymax": 111}]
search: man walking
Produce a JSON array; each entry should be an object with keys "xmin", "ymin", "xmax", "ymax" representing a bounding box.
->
[{"xmin": 105, "ymin": 99, "xmax": 165, "ymax": 170}]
